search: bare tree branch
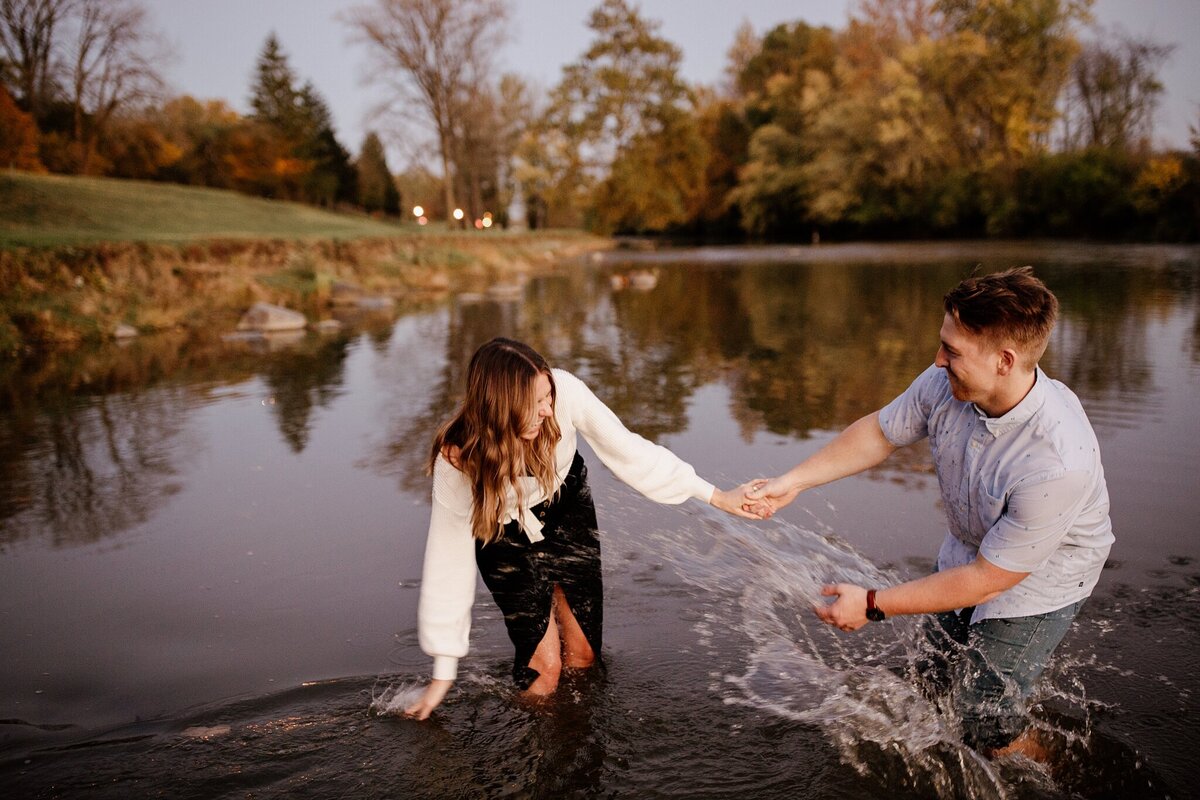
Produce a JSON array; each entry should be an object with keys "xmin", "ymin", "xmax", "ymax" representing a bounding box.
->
[
  {"xmin": 342, "ymin": 0, "xmax": 509, "ymax": 220},
  {"xmin": 0, "ymin": 0, "xmax": 74, "ymax": 120},
  {"xmin": 68, "ymin": 0, "xmax": 166, "ymax": 172}
]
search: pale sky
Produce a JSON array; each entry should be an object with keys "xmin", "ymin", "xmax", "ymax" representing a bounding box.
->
[{"xmin": 149, "ymin": 0, "xmax": 1199, "ymax": 163}]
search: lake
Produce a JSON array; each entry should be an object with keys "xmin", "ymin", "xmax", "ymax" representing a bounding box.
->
[{"xmin": 1, "ymin": 242, "xmax": 1197, "ymax": 798}]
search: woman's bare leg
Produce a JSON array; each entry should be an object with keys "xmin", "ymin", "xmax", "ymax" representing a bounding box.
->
[
  {"xmin": 522, "ymin": 586, "xmax": 595, "ymax": 697},
  {"xmin": 524, "ymin": 608, "xmax": 562, "ymax": 696},
  {"xmin": 553, "ymin": 584, "xmax": 596, "ymax": 668}
]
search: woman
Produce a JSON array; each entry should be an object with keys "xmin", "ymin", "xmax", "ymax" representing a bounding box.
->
[{"xmin": 405, "ymin": 337, "xmax": 756, "ymax": 719}]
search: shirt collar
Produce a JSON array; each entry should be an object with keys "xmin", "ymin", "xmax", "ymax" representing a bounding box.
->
[{"xmin": 974, "ymin": 367, "xmax": 1046, "ymax": 437}]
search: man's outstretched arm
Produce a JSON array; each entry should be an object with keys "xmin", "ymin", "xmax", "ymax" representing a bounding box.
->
[
  {"xmin": 815, "ymin": 557, "xmax": 1030, "ymax": 631},
  {"xmin": 743, "ymin": 411, "xmax": 898, "ymax": 518}
]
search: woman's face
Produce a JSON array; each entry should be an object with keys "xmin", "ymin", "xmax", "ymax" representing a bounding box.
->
[{"xmin": 520, "ymin": 372, "xmax": 554, "ymax": 441}]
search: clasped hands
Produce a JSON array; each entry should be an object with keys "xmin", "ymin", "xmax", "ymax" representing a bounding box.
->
[{"xmin": 707, "ymin": 474, "xmax": 801, "ymax": 520}]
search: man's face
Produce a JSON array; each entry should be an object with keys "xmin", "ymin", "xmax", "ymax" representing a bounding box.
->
[{"xmin": 934, "ymin": 313, "xmax": 1000, "ymax": 404}]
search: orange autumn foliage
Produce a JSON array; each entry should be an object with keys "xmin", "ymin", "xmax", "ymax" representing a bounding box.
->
[{"xmin": 0, "ymin": 85, "xmax": 45, "ymax": 172}]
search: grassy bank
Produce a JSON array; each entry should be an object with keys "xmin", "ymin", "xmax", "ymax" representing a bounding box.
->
[
  {"xmin": 1, "ymin": 171, "xmax": 413, "ymax": 247},
  {"xmin": 0, "ymin": 172, "xmax": 605, "ymax": 352}
]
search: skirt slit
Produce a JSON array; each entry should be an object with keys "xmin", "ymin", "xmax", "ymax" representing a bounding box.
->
[{"xmin": 475, "ymin": 451, "xmax": 603, "ymax": 689}]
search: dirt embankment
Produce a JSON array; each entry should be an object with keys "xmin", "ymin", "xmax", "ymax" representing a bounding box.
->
[{"xmin": 0, "ymin": 233, "xmax": 607, "ymax": 353}]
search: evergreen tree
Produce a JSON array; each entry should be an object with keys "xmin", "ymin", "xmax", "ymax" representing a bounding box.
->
[
  {"xmin": 247, "ymin": 34, "xmax": 354, "ymax": 205},
  {"xmin": 249, "ymin": 32, "xmax": 303, "ymax": 136},
  {"xmin": 296, "ymin": 82, "xmax": 356, "ymax": 206},
  {"xmin": 357, "ymin": 131, "xmax": 401, "ymax": 215}
]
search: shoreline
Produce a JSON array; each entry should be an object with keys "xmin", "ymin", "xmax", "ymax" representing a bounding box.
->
[{"xmin": 0, "ymin": 232, "xmax": 609, "ymax": 354}]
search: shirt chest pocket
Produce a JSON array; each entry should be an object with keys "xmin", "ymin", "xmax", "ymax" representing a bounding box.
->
[{"xmin": 970, "ymin": 480, "xmax": 1007, "ymax": 539}]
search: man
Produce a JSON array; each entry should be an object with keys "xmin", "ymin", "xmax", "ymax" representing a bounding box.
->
[{"xmin": 745, "ymin": 267, "xmax": 1114, "ymax": 758}]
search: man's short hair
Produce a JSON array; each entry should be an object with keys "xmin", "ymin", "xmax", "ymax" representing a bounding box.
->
[{"xmin": 943, "ymin": 267, "xmax": 1058, "ymax": 367}]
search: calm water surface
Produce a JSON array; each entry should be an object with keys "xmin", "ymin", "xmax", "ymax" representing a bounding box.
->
[{"xmin": 1, "ymin": 242, "xmax": 1198, "ymax": 798}]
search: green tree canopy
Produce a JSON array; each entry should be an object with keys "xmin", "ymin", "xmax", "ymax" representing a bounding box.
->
[{"xmin": 546, "ymin": 0, "xmax": 707, "ymax": 233}]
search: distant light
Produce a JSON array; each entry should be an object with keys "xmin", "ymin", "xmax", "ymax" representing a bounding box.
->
[
  {"xmin": 483, "ymin": 211, "xmax": 493, "ymax": 220},
  {"xmin": 452, "ymin": 208, "xmax": 464, "ymax": 220},
  {"xmin": 482, "ymin": 217, "xmax": 493, "ymax": 228},
  {"xmin": 418, "ymin": 216, "xmax": 428, "ymax": 226},
  {"xmin": 412, "ymin": 205, "xmax": 424, "ymax": 217},
  {"xmin": 474, "ymin": 218, "xmax": 483, "ymax": 229}
]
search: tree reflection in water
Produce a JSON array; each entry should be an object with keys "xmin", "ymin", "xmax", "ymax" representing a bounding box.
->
[
  {"xmin": 371, "ymin": 251, "xmax": 1198, "ymax": 495},
  {"xmin": 257, "ymin": 336, "xmax": 353, "ymax": 453},
  {"xmin": 0, "ymin": 328, "xmax": 359, "ymax": 549},
  {"xmin": 4, "ymin": 248, "xmax": 1196, "ymax": 549}
]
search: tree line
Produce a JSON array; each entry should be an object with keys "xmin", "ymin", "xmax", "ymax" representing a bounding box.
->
[
  {"xmin": 1, "ymin": 1, "xmax": 399, "ymax": 215},
  {"xmin": 4, "ymin": 0, "xmax": 1198, "ymax": 240}
]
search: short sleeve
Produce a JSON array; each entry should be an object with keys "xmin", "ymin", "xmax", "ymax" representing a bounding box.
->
[
  {"xmin": 878, "ymin": 364, "xmax": 943, "ymax": 447},
  {"xmin": 979, "ymin": 469, "xmax": 1090, "ymax": 574}
]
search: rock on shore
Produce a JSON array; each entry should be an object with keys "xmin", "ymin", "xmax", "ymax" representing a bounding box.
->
[{"xmin": 236, "ymin": 303, "xmax": 307, "ymax": 332}]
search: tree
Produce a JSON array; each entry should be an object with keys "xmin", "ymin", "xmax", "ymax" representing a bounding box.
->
[
  {"xmin": 343, "ymin": 0, "xmax": 510, "ymax": 222},
  {"xmin": 513, "ymin": 117, "xmax": 588, "ymax": 229},
  {"xmin": 247, "ymin": 34, "xmax": 354, "ymax": 204},
  {"xmin": 726, "ymin": 20, "xmax": 837, "ymax": 237},
  {"xmin": 592, "ymin": 106, "xmax": 708, "ymax": 233},
  {"xmin": 444, "ymin": 72, "xmax": 532, "ymax": 222},
  {"xmin": 249, "ymin": 32, "xmax": 304, "ymax": 137},
  {"xmin": 688, "ymin": 91, "xmax": 751, "ymax": 236},
  {"xmin": 1062, "ymin": 32, "xmax": 1173, "ymax": 151},
  {"xmin": 295, "ymin": 81, "xmax": 356, "ymax": 206},
  {"xmin": 546, "ymin": 0, "xmax": 705, "ymax": 232},
  {"xmin": 0, "ymin": 82, "xmax": 44, "ymax": 169},
  {"xmin": 67, "ymin": 0, "xmax": 165, "ymax": 173},
  {"xmin": 551, "ymin": 0, "xmax": 690, "ymax": 168},
  {"xmin": 721, "ymin": 19, "xmax": 759, "ymax": 100},
  {"xmin": 155, "ymin": 95, "xmax": 243, "ymax": 187},
  {"xmin": 98, "ymin": 112, "xmax": 180, "ymax": 178},
  {"xmin": 932, "ymin": 0, "xmax": 1092, "ymax": 165},
  {"xmin": 357, "ymin": 130, "xmax": 400, "ymax": 214},
  {"xmin": 0, "ymin": 0, "xmax": 70, "ymax": 123}
]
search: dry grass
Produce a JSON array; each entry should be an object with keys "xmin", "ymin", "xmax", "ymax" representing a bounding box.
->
[{"xmin": 0, "ymin": 235, "xmax": 606, "ymax": 353}]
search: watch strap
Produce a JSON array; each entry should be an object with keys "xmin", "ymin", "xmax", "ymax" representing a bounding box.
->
[{"xmin": 866, "ymin": 589, "xmax": 886, "ymax": 621}]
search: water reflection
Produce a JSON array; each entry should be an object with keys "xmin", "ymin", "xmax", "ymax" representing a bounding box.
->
[
  {"xmin": 0, "ymin": 387, "xmax": 192, "ymax": 549},
  {"xmin": 1, "ymin": 245, "xmax": 1198, "ymax": 798},
  {"xmin": 254, "ymin": 336, "xmax": 351, "ymax": 453},
  {"xmin": 3, "ymin": 250, "xmax": 1197, "ymax": 552},
  {"xmin": 0, "ymin": 329, "xmax": 361, "ymax": 547}
]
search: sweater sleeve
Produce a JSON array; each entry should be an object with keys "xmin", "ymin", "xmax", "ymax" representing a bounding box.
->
[
  {"xmin": 417, "ymin": 456, "xmax": 478, "ymax": 681},
  {"xmin": 555, "ymin": 369, "xmax": 715, "ymax": 504}
]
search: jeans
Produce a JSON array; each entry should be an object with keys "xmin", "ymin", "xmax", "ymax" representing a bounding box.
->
[{"xmin": 918, "ymin": 599, "xmax": 1085, "ymax": 750}]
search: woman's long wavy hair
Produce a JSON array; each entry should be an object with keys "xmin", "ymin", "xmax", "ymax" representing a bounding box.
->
[{"xmin": 429, "ymin": 338, "xmax": 563, "ymax": 544}]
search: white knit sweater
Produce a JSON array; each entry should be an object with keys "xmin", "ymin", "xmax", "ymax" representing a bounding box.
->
[{"xmin": 418, "ymin": 368, "xmax": 716, "ymax": 680}]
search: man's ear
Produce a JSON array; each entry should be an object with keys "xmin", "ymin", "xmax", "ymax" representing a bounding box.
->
[{"xmin": 997, "ymin": 347, "xmax": 1018, "ymax": 376}]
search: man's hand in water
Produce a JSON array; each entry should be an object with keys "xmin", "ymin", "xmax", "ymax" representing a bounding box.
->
[
  {"xmin": 405, "ymin": 678, "xmax": 453, "ymax": 720},
  {"xmin": 814, "ymin": 583, "xmax": 869, "ymax": 632}
]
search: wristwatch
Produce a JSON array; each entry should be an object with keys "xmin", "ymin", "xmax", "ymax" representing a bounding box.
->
[{"xmin": 866, "ymin": 589, "xmax": 886, "ymax": 622}]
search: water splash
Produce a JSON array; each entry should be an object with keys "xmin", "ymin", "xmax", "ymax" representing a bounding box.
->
[
  {"xmin": 369, "ymin": 681, "xmax": 427, "ymax": 717},
  {"xmin": 643, "ymin": 510, "xmax": 1021, "ymax": 798}
]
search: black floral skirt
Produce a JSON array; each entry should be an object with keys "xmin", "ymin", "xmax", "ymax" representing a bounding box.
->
[{"xmin": 475, "ymin": 451, "xmax": 603, "ymax": 689}]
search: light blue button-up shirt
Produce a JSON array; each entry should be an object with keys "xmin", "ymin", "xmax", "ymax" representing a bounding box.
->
[{"xmin": 879, "ymin": 365, "xmax": 1114, "ymax": 623}]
